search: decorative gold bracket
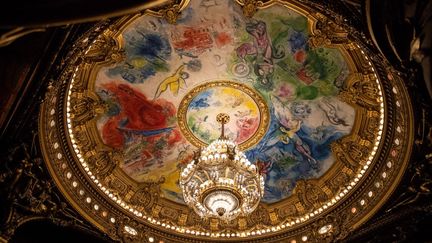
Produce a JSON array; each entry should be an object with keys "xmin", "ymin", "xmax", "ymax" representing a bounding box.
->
[{"xmin": 145, "ymin": 0, "xmax": 190, "ymax": 24}]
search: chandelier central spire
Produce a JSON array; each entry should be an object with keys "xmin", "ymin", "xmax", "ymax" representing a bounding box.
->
[
  {"xmin": 180, "ymin": 113, "xmax": 264, "ymax": 221},
  {"xmin": 216, "ymin": 113, "xmax": 229, "ymax": 139}
]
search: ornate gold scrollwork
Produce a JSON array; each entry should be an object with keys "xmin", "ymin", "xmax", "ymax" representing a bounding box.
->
[
  {"xmin": 331, "ymin": 137, "xmax": 370, "ymax": 171},
  {"xmin": 162, "ymin": 5, "xmax": 182, "ymax": 24},
  {"xmin": 186, "ymin": 210, "xmax": 207, "ymax": 228},
  {"xmin": 160, "ymin": 207, "xmax": 178, "ymax": 221},
  {"xmin": 308, "ymin": 33, "xmax": 332, "ymax": 48},
  {"xmin": 69, "ymin": 91, "xmax": 107, "ymax": 125},
  {"xmin": 129, "ymin": 182, "xmax": 162, "ymax": 211},
  {"xmin": 86, "ymin": 150, "xmax": 119, "ymax": 178},
  {"xmin": 294, "ymin": 180, "xmax": 328, "ymax": 212},
  {"xmin": 219, "ymin": 218, "xmax": 239, "ymax": 231},
  {"xmin": 278, "ymin": 204, "xmax": 297, "ymax": 219},
  {"xmin": 246, "ymin": 205, "xmax": 271, "ymax": 226},
  {"xmin": 339, "ymin": 73, "xmax": 381, "ymax": 110},
  {"xmin": 82, "ymin": 32, "xmax": 124, "ymax": 63},
  {"xmin": 73, "ymin": 125, "xmax": 94, "ymax": 150},
  {"xmin": 178, "ymin": 213, "xmax": 188, "ymax": 226},
  {"xmin": 308, "ymin": 13, "xmax": 349, "ymax": 48},
  {"xmin": 236, "ymin": 0, "xmax": 264, "ymax": 18},
  {"xmin": 237, "ymin": 217, "xmax": 247, "ymax": 230},
  {"xmin": 145, "ymin": 0, "xmax": 190, "ymax": 24},
  {"xmin": 106, "ymin": 176, "xmax": 131, "ymax": 197},
  {"xmin": 326, "ymin": 171, "xmax": 350, "ymax": 193},
  {"xmin": 360, "ymin": 110, "xmax": 380, "ymax": 142}
]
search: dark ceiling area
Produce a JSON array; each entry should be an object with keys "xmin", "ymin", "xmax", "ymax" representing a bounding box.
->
[
  {"xmin": 9, "ymin": 220, "xmax": 109, "ymax": 243},
  {"xmin": 0, "ymin": 0, "xmax": 431, "ymax": 242},
  {"xmin": 0, "ymin": 0, "xmax": 164, "ymax": 27}
]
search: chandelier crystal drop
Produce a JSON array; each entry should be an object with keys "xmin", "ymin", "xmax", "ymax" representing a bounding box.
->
[{"xmin": 180, "ymin": 113, "xmax": 265, "ymax": 221}]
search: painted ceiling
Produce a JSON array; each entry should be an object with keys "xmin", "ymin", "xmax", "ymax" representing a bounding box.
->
[
  {"xmin": 95, "ymin": 0, "xmax": 354, "ymax": 204},
  {"xmin": 39, "ymin": 0, "xmax": 414, "ymax": 242}
]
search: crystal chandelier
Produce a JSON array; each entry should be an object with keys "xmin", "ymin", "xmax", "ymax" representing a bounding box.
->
[{"xmin": 180, "ymin": 113, "xmax": 265, "ymax": 221}]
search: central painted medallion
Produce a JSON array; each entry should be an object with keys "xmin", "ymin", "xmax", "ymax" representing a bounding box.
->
[{"xmin": 178, "ymin": 81, "xmax": 269, "ymax": 150}]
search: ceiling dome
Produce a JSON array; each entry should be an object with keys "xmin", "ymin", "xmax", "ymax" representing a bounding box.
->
[{"xmin": 39, "ymin": 0, "xmax": 414, "ymax": 241}]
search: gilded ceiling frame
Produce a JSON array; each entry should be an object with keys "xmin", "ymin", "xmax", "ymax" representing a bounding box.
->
[{"xmin": 39, "ymin": 0, "xmax": 414, "ymax": 242}]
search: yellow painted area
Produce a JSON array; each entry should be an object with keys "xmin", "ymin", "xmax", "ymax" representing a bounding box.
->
[
  {"xmin": 161, "ymin": 166, "xmax": 181, "ymax": 193},
  {"xmin": 219, "ymin": 87, "xmax": 259, "ymax": 116},
  {"xmin": 130, "ymin": 57, "xmax": 147, "ymax": 68}
]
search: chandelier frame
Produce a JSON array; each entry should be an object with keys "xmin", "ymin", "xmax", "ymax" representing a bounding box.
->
[{"xmin": 180, "ymin": 113, "xmax": 265, "ymax": 221}]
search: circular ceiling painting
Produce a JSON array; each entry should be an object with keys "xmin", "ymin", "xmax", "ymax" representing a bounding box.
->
[
  {"xmin": 180, "ymin": 81, "xmax": 267, "ymax": 149},
  {"xmin": 39, "ymin": 0, "xmax": 414, "ymax": 242}
]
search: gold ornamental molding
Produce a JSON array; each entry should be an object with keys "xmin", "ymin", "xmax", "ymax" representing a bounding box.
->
[{"xmin": 39, "ymin": 0, "xmax": 414, "ymax": 242}]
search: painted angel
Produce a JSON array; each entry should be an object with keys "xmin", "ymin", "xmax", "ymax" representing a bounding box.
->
[
  {"xmin": 271, "ymin": 95, "xmax": 318, "ymax": 169},
  {"xmin": 154, "ymin": 65, "xmax": 188, "ymax": 98}
]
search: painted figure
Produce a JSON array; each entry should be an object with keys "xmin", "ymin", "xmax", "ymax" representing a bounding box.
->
[
  {"xmin": 272, "ymin": 96, "xmax": 318, "ymax": 169},
  {"xmin": 256, "ymin": 159, "xmax": 273, "ymax": 177},
  {"xmin": 317, "ymin": 98, "xmax": 349, "ymax": 126},
  {"xmin": 154, "ymin": 65, "xmax": 188, "ymax": 98},
  {"xmin": 235, "ymin": 113, "xmax": 259, "ymax": 143},
  {"xmin": 100, "ymin": 83, "xmax": 182, "ymax": 172},
  {"xmin": 280, "ymin": 125, "xmax": 318, "ymax": 169},
  {"xmin": 236, "ymin": 20, "xmax": 282, "ymax": 85}
]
